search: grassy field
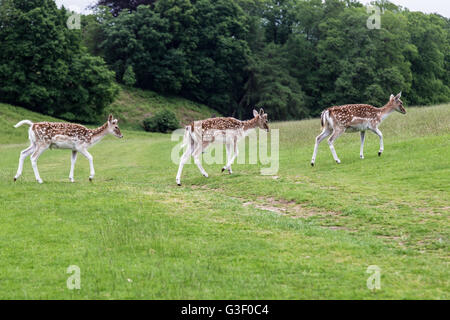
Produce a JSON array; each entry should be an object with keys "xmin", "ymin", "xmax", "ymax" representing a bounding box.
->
[{"xmin": 0, "ymin": 102, "xmax": 448, "ymax": 299}]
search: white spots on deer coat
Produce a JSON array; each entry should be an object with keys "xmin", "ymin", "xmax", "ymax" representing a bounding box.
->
[
  {"xmin": 328, "ymin": 104, "xmax": 381, "ymax": 129},
  {"xmin": 176, "ymin": 109, "xmax": 269, "ymax": 185},
  {"xmin": 311, "ymin": 93, "xmax": 406, "ymax": 165},
  {"xmin": 32, "ymin": 122, "xmax": 108, "ymax": 149},
  {"xmin": 13, "ymin": 115, "xmax": 122, "ymax": 183}
]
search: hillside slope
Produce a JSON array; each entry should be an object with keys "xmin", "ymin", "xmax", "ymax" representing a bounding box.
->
[
  {"xmin": 0, "ymin": 103, "xmax": 62, "ymax": 144},
  {"xmin": 102, "ymin": 86, "xmax": 219, "ymax": 130},
  {"xmin": 0, "ymin": 85, "xmax": 219, "ymax": 141}
]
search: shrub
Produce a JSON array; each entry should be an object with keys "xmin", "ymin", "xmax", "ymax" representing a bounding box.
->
[
  {"xmin": 122, "ymin": 65, "xmax": 136, "ymax": 87},
  {"xmin": 143, "ymin": 109, "xmax": 179, "ymax": 133}
]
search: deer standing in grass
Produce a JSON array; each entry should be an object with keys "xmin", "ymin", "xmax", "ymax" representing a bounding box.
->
[
  {"xmin": 13, "ymin": 114, "xmax": 123, "ymax": 183},
  {"xmin": 311, "ymin": 93, "xmax": 406, "ymax": 166},
  {"xmin": 176, "ymin": 109, "xmax": 269, "ymax": 186}
]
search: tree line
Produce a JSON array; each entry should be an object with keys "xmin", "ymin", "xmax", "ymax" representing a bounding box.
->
[{"xmin": 0, "ymin": 0, "xmax": 449, "ymax": 122}]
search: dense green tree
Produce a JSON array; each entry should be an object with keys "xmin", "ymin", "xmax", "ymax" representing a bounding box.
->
[
  {"xmin": 405, "ymin": 12, "xmax": 450, "ymax": 105},
  {"xmin": 0, "ymin": 0, "xmax": 117, "ymax": 122},
  {"xmin": 181, "ymin": 0, "xmax": 250, "ymax": 116},
  {"xmin": 5, "ymin": 0, "xmax": 446, "ymax": 123},
  {"xmin": 101, "ymin": 4, "xmax": 187, "ymax": 91},
  {"xmin": 301, "ymin": 4, "xmax": 413, "ymax": 112},
  {"xmin": 241, "ymin": 43, "xmax": 307, "ymax": 120},
  {"xmin": 101, "ymin": 0, "xmax": 250, "ymax": 116},
  {"xmin": 81, "ymin": 13, "xmax": 107, "ymax": 57},
  {"xmin": 261, "ymin": 0, "xmax": 296, "ymax": 45}
]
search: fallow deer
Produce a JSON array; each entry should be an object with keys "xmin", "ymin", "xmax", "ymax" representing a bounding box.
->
[
  {"xmin": 13, "ymin": 114, "xmax": 123, "ymax": 183},
  {"xmin": 176, "ymin": 109, "xmax": 269, "ymax": 186},
  {"xmin": 311, "ymin": 92, "xmax": 406, "ymax": 166}
]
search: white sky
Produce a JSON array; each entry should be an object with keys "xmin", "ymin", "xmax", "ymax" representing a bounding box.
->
[
  {"xmin": 55, "ymin": 0, "xmax": 96, "ymax": 14},
  {"xmin": 358, "ymin": 0, "xmax": 450, "ymax": 18},
  {"xmin": 55, "ymin": 0, "xmax": 450, "ymax": 18}
]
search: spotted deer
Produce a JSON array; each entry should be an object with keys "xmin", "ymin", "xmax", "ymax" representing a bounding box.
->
[
  {"xmin": 13, "ymin": 114, "xmax": 123, "ymax": 183},
  {"xmin": 176, "ymin": 109, "xmax": 269, "ymax": 186},
  {"xmin": 311, "ymin": 92, "xmax": 406, "ymax": 166}
]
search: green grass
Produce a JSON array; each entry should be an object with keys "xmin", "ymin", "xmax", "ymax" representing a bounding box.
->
[
  {"xmin": 102, "ymin": 85, "xmax": 218, "ymax": 130},
  {"xmin": 0, "ymin": 103, "xmax": 448, "ymax": 299}
]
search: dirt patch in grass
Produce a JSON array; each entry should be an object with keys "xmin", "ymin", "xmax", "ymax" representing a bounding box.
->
[
  {"xmin": 190, "ymin": 185, "xmax": 211, "ymax": 190},
  {"xmin": 415, "ymin": 207, "xmax": 444, "ymax": 216},
  {"xmin": 242, "ymin": 196, "xmax": 340, "ymax": 219},
  {"xmin": 186, "ymin": 184, "xmax": 341, "ymax": 219},
  {"xmin": 322, "ymin": 225, "xmax": 355, "ymax": 232}
]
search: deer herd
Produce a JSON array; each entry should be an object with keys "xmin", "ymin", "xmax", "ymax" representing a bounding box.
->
[{"xmin": 12, "ymin": 93, "xmax": 405, "ymax": 185}]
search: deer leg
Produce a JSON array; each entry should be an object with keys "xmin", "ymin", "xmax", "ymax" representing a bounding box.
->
[
  {"xmin": 371, "ymin": 128, "xmax": 384, "ymax": 156},
  {"xmin": 79, "ymin": 149, "xmax": 95, "ymax": 181},
  {"xmin": 69, "ymin": 150, "xmax": 78, "ymax": 182},
  {"xmin": 14, "ymin": 144, "xmax": 35, "ymax": 181},
  {"xmin": 30, "ymin": 145, "xmax": 48, "ymax": 184},
  {"xmin": 176, "ymin": 143, "xmax": 193, "ymax": 186},
  {"xmin": 192, "ymin": 144, "xmax": 208, "ymax": 178},
  {"xmin": 222, "ymin": 142, "xmax": 232, "ymax": 173},
  {"xmin": 311, "ymin": 128, "xmax": 331, "ymax": 166},
  {"xmin": 226, "ymin": 139, "xmax": 239, "ymax": 174},
  {"xmin": 360, "ymin": 131, "xmax": 366, "ymax": 159},
  {"xmin": 328, "ymin": 129, "xmax": 344, "ymax": 164}
]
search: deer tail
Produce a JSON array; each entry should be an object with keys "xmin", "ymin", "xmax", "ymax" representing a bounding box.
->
[
  {"xmin": 181, "ymin": 125, "xmax": 193, "ymax": 149},
  {"xmin": 14, "ymin": 120, "xmax": 33, "ymax": 128},
  {"xmin": 320, "ymin": 110, "xmax": 327, "ymax": 128},
  {"xmin": 320, "ymin": 109, "xmax": 332, "ymax": 129}
]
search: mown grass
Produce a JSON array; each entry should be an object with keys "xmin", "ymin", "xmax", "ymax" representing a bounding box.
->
[{"xmin": 0, "ymin": 103, "xmax": 448, "ymax": 299}]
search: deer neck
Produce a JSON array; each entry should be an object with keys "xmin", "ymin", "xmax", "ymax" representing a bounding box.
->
[
  {"xmin": 379, "ymin": 103, "xmax": 396, "ymax": 122},
  {"xmin": 90, "ymin": 123, "xmax": 109, "ymax": 145},
  {"xmin": 242, "ymin": 117, "xmax": 259, "ymax": 132}
]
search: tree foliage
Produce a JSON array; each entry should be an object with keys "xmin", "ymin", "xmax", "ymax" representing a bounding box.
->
[
  {"xmin": 94, "ymin": 0, "xmax": 157, "ymax": 16},
  {"xmin": 1, "ymin": 0, "xmax": 448, "ymax": 122},
  {"xmin": 93, "ymin": 0, "xmax": 449, "ymax": 120},
  {"xmin": 101, "ymin": 0, "xmax": 250, "ymax": 116},
  {"xmin": 241, "ymin": 43, "xmax": 307, "ymax": 120},
  {"xmin": 0, "ymin": 0, "xmax": 118, "ymax": 122}
]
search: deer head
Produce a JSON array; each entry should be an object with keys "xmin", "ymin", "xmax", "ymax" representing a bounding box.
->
[
  {"xmin": 389, "ymin": 92, "xmax": 406, "ymax": 114},
  {"xmin": 253, "ymin": 108, "xmax": 269, "ymax": 132},
  {"xmin": 107, "ymin": 114, "xmax": 123, "ymax": 138}
]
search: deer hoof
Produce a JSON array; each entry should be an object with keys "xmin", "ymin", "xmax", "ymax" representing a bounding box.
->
[
  {"xmin": 203, "ymin": 173, "xmax": 209, "ymax": 178},
  {"xmin": 177, "ymin": 183, "xmax": 181, "ymax": 186},
  {"xmin": 13, "ymin": 177, "xmax": 17, "ymax": 182},
  {"xmin": 221, "ymin": 167, "xmax": 225, "ymax": 172},
  {"xmin": 360, "ymin": 155, "xmax": 364, "ymax": 159},
  {"xmin": 311, "ymin": 162, "xmax": 315, "ymax": 167},
  {"xmin": 37, "ymin": 179, "xmax": 43, "ymax": 184},
  {"xmin": 89, "ymin": 177, "xmax": 93, "ymax": 182},
  {"xmin": 378, "ymin": 152, "xmax": 382, "ymax": 157},
  {"xmin": 336, "ymin": 160, "xmax": 341, "ymax": 164}
]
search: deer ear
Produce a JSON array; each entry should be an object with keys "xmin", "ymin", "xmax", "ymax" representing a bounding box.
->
[
  {"xmin": 390, "ymin": 94, "xmax": 395, "ymax": 101},
  {"xmin": 395, "ymin": 92, "xmax": 402, "ymax": 100},
  {"xmin": 259, "ymin": 108, "xmax": 264, "ymax": 115},
  {"xmin": 253, "ymin": 109, "xmax": 259, "ymax": 118},
  {"xmin": 108, "ymin": 114, "xmax": 113, "ymax": 123}
]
